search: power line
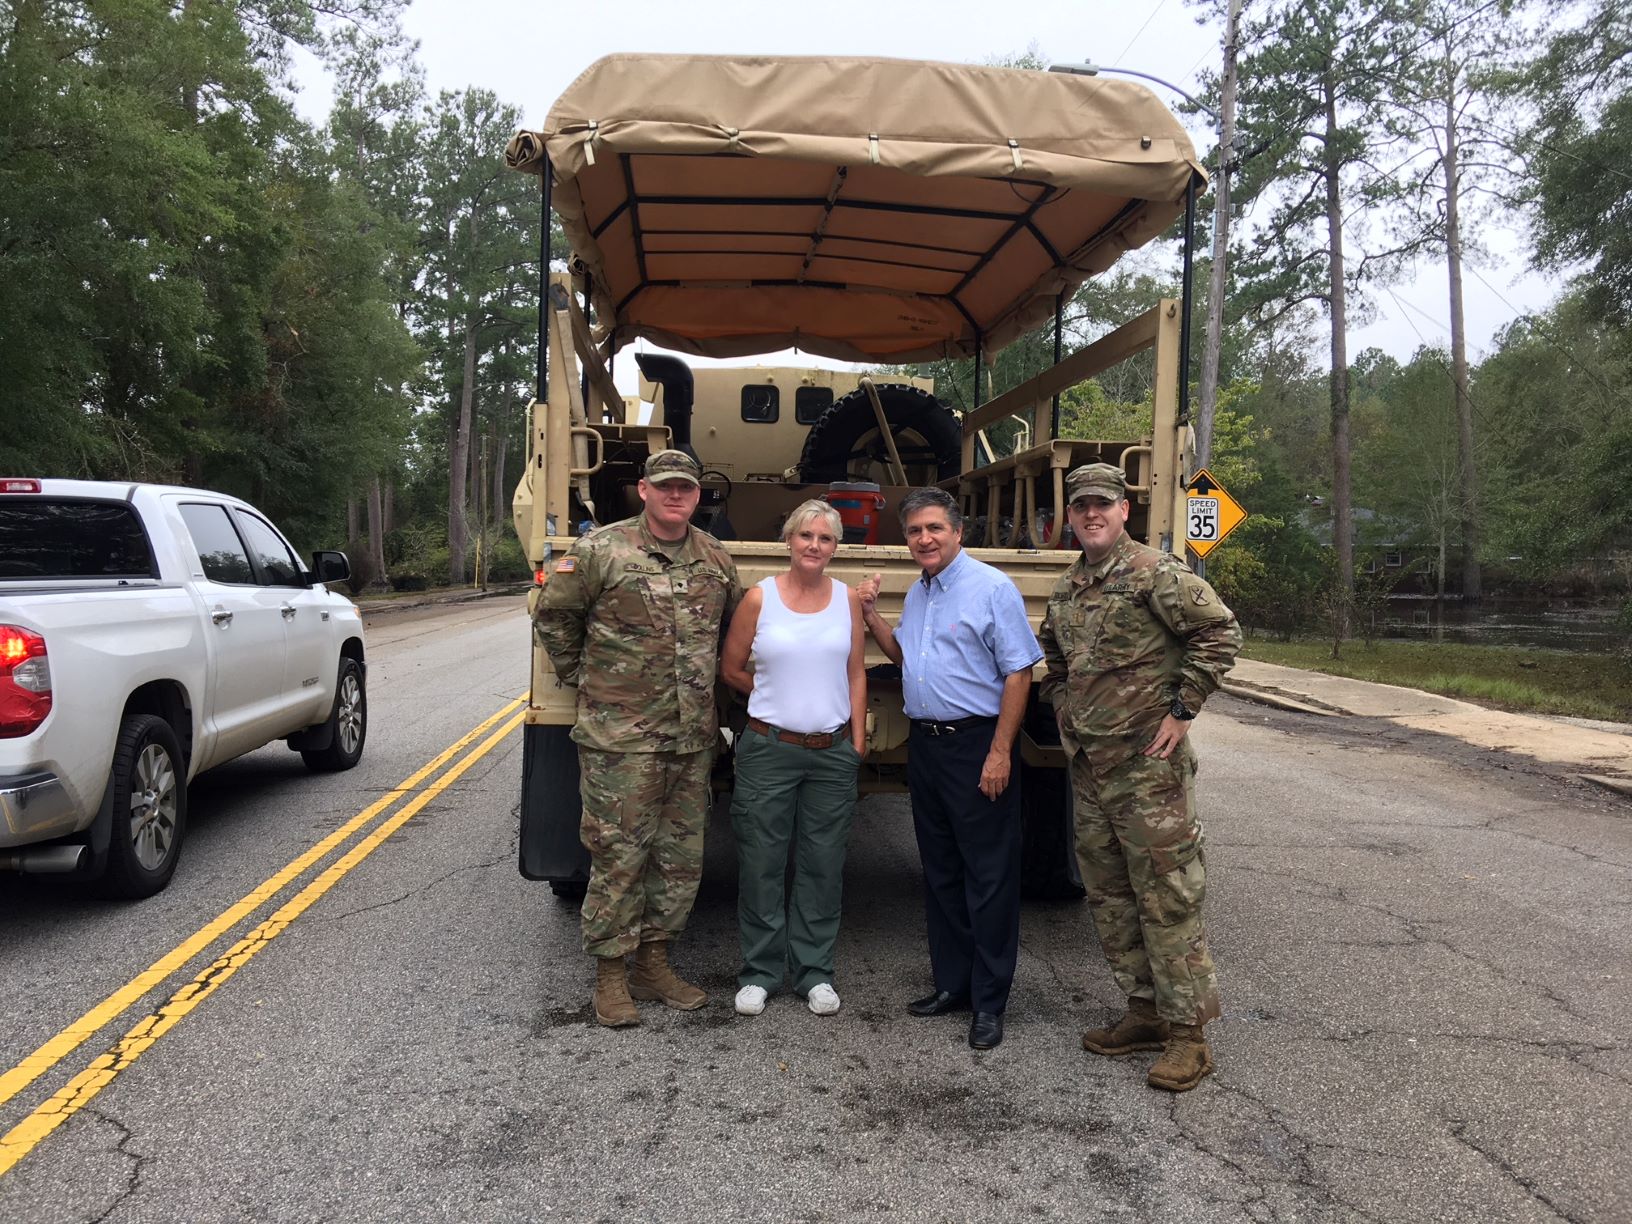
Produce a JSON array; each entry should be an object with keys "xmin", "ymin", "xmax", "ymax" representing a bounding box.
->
[
  {"xmin": 1463, "ymin": 262, "xmax": 1630, "ymax": 405},
  {"xmin": 1475, "ymin": 111, "xmax": 1632, "ymax": 189},
  {"xmin": 1377, "ymin": 283, "xmax": 1497, "ymax": 431},
  {"xmin": 1110, "ymin": 0, "xmax": 1171, "ymax": 71},
  {"xmin": 1177, "ymin": 46, "xmax": 1215, "ymax": 92}
]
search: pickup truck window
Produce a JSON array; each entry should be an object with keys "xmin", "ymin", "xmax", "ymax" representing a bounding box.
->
[
  {"xmin": 235, "ymin": 512, "xmax": 304, "ymax": 586},
  {"xmin": 0, "ymin": 500, "xmax": 155, "ymax": 580},
  {"xmin": 179, "ymin": 503, "xmax": 255, "ymax": 585}
]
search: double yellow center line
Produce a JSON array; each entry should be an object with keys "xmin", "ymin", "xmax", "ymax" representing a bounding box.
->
[{"xmin": 0, "ymin": 697, "xmax": 528, "ymax": 1177}]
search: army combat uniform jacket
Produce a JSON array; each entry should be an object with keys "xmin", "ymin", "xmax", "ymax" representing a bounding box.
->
[
  {"xmin": 1038, "ymin": 533, "xmax": 1241, "ymax": 772},
  {"xmin": 534, "ymin": 516, "xmax": 743, "ymax": 754}
]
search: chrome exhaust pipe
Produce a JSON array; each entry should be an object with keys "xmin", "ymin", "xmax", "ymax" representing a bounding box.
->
[{"xmin": 2, "ymin": 845, "xmax": 88, "ymax": 874}]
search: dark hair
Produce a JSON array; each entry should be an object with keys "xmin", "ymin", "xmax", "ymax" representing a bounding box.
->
[{"xmin": 897, "ymin": 487, "xmax": 963, "ymax": 532}]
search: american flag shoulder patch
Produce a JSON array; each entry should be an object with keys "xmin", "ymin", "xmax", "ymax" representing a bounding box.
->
[{"xmin": 555, "ymin": 557, "xmax": 577, "ymax": 573}]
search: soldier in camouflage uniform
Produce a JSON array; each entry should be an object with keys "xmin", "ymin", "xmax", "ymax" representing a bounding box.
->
[
  {"xmin": 1037, "ymin": 463, "xmax": 1241, "ymax": 1091},
  {"xmin": 534, "ymin": 450, "xmax": 743, "ymax": 1027}
]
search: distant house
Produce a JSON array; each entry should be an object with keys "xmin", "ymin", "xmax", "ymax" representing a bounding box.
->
[{"xmin": 1298, "ymin": 502, "xmax": 1453, "ymax": 596}]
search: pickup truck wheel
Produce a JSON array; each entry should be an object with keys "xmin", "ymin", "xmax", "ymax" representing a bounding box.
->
[
  {"xmin": 301, "ymin": 658, "xmax": 367, "ymax": 772},
  {"xmin": 100, "ymin": 714, "xmax": 187, "ymax": 899}
]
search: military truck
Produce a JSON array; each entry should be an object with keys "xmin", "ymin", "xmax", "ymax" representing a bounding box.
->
[{"xmin": 505, "ymin": 53, "xmax": 1206, "ymax": 899}]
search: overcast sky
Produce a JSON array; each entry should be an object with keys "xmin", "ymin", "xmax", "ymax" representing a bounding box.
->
[{"xmin": 297, "ymin": 0, "xmax": 1558, "ymax": 369}]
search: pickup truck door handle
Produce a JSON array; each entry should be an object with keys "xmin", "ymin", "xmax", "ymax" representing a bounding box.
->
[
  {"xmin": 280, "ymin": 605, "xmax": 296, "ymax": 620},
  {"xmin": 211, "ymin": 609, "xmax": 233, "ymax": 626}
]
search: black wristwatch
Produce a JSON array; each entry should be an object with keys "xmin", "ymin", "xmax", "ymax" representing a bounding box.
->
[{"xmin": 1168, "ymin": 696, "xmax": 1196, "ymax": 721}]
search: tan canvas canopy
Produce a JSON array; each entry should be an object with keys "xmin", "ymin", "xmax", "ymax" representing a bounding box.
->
[{"xmin": 506, "ymin": 54, "xmax": 1205, "ymax": 364}]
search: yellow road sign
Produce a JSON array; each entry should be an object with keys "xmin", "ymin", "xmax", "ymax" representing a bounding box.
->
[{"xmin": 1185, "ymin": 468, "xmax": 1247, "ymax": 559}]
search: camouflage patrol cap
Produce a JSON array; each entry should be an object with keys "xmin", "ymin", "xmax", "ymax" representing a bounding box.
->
[
  {"xmin": 643, "ymin": 449, "xmax": 702, "ymax": 486},
  {"xmin": 1066, "ymin": 462, "xmax": 1128, "ymax": 501}
]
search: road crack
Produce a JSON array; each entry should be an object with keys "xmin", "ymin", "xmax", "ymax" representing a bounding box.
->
[
  {"xmin": 84, "ymin": 1106, "xmax": 146, "ymax": 1224},
  {"xmin": 321, "ymin": 852, "xmax": 512, "ymax": 921},
  {"xmin": 1228, "ymin": 862, "xmax": 1600, "ymax": 1025},
  {"xmin": 1443, "ymin": 1116, "xmax": 1586, "ymax": 1223}
]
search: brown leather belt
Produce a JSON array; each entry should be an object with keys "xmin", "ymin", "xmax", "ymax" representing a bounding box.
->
[{"xmin": 746, "ymin": 716, "xmax": 849, "ymax": 749}]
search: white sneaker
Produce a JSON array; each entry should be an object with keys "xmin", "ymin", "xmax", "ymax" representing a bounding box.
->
[
  {"xmin": 734, "ymin": 985, "xmax": 768, "ymax": 1016},
  {"xmin": 806, "ymin": 983, "xmax": 841, "ymax": 1016}
]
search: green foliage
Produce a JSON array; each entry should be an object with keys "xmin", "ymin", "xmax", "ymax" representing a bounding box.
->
[
  {"xmin": 1230, "ymin": 0, "xmax": 1421, "ymax": 327},
  {"xmin": 1472, "ymin": 292, "xmax": 1632, "ymax": 573},
  {"xmin": 1521, "ymin": 0, "xmax": 1632, "ymax": 326},
  {"xmin": 3, "ymin": 7, "xmax": 1628, "ymax": 621},
  {"xmin": 385, "ymin": 519, "xmax": 447, "ymax": 590},
  {"xmin": 483, "ymin": 534, "xmax": 532, "ymax": 583},
  {"xmin": 1186, "ymin": 384, "xmax": 1332, "ymax": 639},
  {"xmin": 891, "ymin": 264, "xmax": 1181, "ymax": 460},
  {"xmin": 1350, "ymin": 345, "xmax": 1465, "ymax": 592},
  {"xmin": 1207, "ymin": 500, "xmax": 1329, "ymax": 640},
  {"xmin": 1057, "ymin": 382, "xmax": 1150, "ymax": 442},
  {"xmin": 1350, "ymin": 551, "xmax": 1427, "ymax": 646},
  {"xmin": 412, "ymin": 86, "xmax": 540, "ymax": 583},
  {"xmin": 0, "ymin": 0, "xmax": 419, "ymax": 553},
  {"xmin": 0, "ymin": 0, "xmax": 256, "ymax": 472}
]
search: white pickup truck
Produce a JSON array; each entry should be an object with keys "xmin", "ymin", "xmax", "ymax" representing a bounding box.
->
[{"xmin": 0, "ymin": 479, "xmax": 367, "ymax": 898}]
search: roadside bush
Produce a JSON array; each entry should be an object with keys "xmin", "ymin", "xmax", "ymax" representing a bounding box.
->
[
  {"xmin": 1208, "ymin": 517, "xmax": 1326, "ymax": 640},
  {"xmin": 386, "ymin": 521, "xmax": 448, "ymax": 588},
  {"xmin": 483, "ymin": 534, "xmax": 532, "ymax": 583},
  {"xmin": 1351, "ymin": 553, "xmax": 1426, "ymax": 648}
]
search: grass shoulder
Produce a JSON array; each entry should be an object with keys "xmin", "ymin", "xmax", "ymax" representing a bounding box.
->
[{"xmin": 1240, "ymin": 638, "xmax": 1632, "ymax": 725}]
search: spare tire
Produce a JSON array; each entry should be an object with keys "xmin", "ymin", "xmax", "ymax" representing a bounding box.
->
[{"xmin": 798, "ymin": 383, "xmax": 963, "ymax": 485}]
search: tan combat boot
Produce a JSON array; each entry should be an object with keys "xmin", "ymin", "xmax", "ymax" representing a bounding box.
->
[
  {"xmin": 1147, "ymin": 1023, "xmax": 1215, "ymax": 1092},
  {"xmin": 593, "ymin": 956, "xmax": 640, "ymax": 1028},
  {"xmin": 1081, "ymin": 996, "xmax": 1170, "ymax": 1056},
  {"xmin": 628, "ymin": 940, "xmax": 708, "ymax": 1010}
]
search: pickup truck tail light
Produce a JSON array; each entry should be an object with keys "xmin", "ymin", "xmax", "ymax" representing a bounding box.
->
[{"xmin": 0, "ymin": 625, "xmax": 51, "ymax": 737}]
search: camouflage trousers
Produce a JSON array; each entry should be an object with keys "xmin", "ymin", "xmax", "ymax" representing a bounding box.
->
[
  {"xmin": 1069, "ymin": 742, "xmax": 1221, "ymax": 1026},
  {"xmin": 577, "ymin": 747, "xmax": 712, "ymax": 958}
]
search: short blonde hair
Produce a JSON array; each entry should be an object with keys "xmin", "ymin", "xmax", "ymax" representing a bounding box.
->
[{"xmin": 780, "ymin": 499, "xmax": 844, "ymax": 543}]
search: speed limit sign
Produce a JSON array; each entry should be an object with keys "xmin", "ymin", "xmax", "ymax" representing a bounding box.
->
[
  {"xmin": 1188, "ymin": 497, "xmax": 1220, "ymax": 543},
  {"xmin": 1184, "ymin": 470, "xmax": 1246, "ymax": 558}
]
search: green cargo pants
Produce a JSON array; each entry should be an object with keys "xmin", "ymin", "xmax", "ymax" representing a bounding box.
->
[{"xmin": 730, "ymin": 725, "xmax": 858, "ymax": 995}]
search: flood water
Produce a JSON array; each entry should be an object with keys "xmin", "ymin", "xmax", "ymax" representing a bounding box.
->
[{"xmin": 1382, "ymin": 597, "xmax": 1625, "ymax": 652}]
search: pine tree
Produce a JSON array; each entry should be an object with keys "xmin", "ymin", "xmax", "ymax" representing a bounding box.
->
[{"xmin": 1230, "ymin": 0, "xmax": 1422, "ymax": 619}]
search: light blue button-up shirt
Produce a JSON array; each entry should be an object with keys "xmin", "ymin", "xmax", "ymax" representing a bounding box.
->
[{"xmin": 897, "ymin": 550, "xmax": 1042, "ymax": 720}]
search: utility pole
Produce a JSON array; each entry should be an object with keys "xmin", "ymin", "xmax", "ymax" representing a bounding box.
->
[{"xmin": 1196, "ymin": 0, "xmax": 1243, "ymax": 470}]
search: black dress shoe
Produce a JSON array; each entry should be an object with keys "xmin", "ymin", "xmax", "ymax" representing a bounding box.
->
[
  {"xmin": 968, "ymin": 1011, "xmax": 1004, "ymax": 1049},
  {"xmin": 907, "ymin": 990, "xmax": 970, "ymax": 1017}
]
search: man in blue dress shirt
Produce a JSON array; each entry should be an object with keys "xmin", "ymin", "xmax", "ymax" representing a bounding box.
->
[{"xmin": 858, "ymin": 488, "xmax": 1042, "ymax": 1050}]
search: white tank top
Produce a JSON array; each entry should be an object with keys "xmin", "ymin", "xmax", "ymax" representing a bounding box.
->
[{"xmin": 747, "ymin": 575, "xmax": 853, "ymax": 733}]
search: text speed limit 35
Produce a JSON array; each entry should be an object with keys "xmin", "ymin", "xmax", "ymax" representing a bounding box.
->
[{"xmin": 1188, "ymin": 497, "xmax": 1220, "ymax": 542}]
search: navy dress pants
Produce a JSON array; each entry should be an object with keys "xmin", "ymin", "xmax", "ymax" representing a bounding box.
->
[{"xmin": 906, "ymin": 721, "xmax": 1023, "ymax": 1014}]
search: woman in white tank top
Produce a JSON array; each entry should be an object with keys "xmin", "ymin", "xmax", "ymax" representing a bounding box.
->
[{"xmin": 721, "ymin": 499, "xmax": 867, "ymax": 1017}]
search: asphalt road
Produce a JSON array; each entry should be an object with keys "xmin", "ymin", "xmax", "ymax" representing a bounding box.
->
[{"xmin": 1, "ymin": 593, "xmax": 1627, "ymax": 1223}]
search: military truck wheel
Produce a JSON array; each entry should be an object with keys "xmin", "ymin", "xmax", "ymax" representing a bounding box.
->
[
  {"xmin": 99, "ymin": 714, "xmax": 188, "ymax": 900},
  {"xmin": 798, "ymin": 383, "xmax": 962, "ymax": 485},
  {"xmin": 1019, "ymin": 759, "xmax": 1085, "ymax": 901}
]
